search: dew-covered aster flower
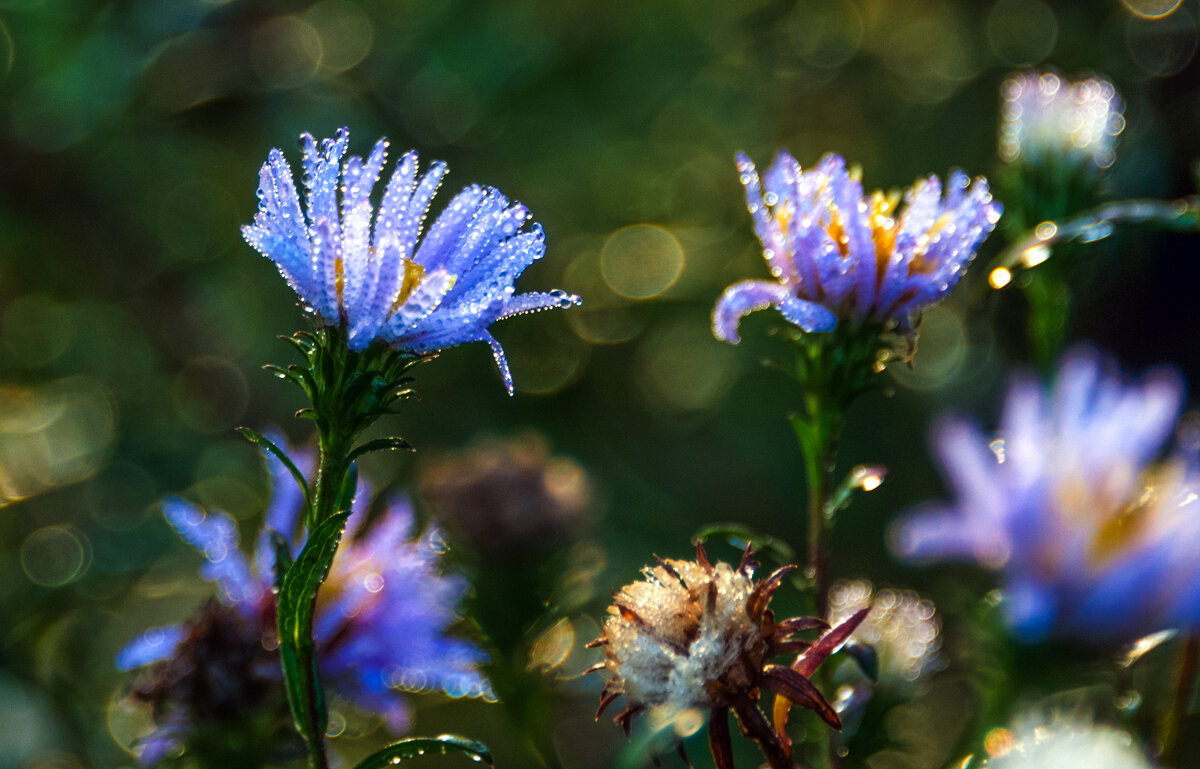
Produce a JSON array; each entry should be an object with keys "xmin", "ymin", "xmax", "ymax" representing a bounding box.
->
[
  {"xmin": 999, "ymin": 71, "xmax": 1125, "ymax": 170},
  {"xmin": 117, "ymin": 444, "xmax": 489, "ymax": 762},
  {"xmin": 982, "ymin": 716, "xmax": 1152, "ymax": 769},
  {"xmin": 242, "ymin": 127, "xmax": 580, "ymax": 393},
  {"xmin": 712, "ymin": 151, "xmax": 1000, "ymax": 343},
  {"xmin": 585, "ymin": 544, "xmax": 867, "ymax": 769},
  {"xmin": 892, "ymin": 348, "xmax": 1200, "ymax": 643}
]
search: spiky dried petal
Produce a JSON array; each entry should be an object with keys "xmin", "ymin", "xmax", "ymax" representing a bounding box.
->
[
  {"xmin": 762, "ymin": 664, "xmax": 841, "ymax": 729},
  {"xmin": 709, "ymin": 708, "xmax": 734, "ymax": 769},
  {"xmin": 595, "ymin": 689, "xmax": 621, "ymax": 721}
]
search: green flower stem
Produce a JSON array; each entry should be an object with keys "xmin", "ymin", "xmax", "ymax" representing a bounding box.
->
[
  {"xmin": 263, "ymin": 325, "xmax": 423, "ymax": 769},
  {"xmin": 1161, "ymin": 633, "xmax": 1200, "ymax": 762},
  {"xmin": 313, "ymin": 427, "xmax": 354, "ymax": 528},
  {"xmin": 786, "ymin": 324, "xmax": 881, "ymax": 769},
  {"xmin": 1021, "ymin": 271, "xmax": 1072, "ymax": 374}
]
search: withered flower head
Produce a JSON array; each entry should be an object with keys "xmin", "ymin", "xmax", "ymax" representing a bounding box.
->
[
  {"xmin": 127, "ymin": 600, "xmax": 287, "ymax": 765},
  {"xmin": 585, "ymin": 544, "xmax": 868, "ymax": 769},
  {"xmin": 420, "ymin": 432, "xmax": 592, "ymax": 559}
]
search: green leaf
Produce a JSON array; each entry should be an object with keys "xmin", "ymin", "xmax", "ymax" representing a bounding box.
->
[
  {"xmin": 351, "ymin": 736, "xmax": 494, "ymax": 769},
  {"xmin": 268, "ymin": 530, "xmax": 294, "ymax": 591},
  {"xmin": 823, "ymin": 464, "xmax": 887, "ymax": 520},
  {"xmin": 692, "ymin": 522, "xmax": 796, "ymax": 564},
  {"xmin": 237, "ymin": 427, "xmax": 313, "ymax": 517},
  {"xmin": 335, "ymin": 462, "xmax": 359, "ymax": 518},
  {"xmin": 277, "ymin": 510, "xmax": 351, "ymax": 744},
  {"xmin": 348, "ymin": 436, "xmax": 415, "ymax": 462}
]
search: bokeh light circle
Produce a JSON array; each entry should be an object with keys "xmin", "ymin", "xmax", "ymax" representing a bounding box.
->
[
  {"xmin": 600, "ymin": 225, "xmax": 685, "ymax": 300},
  {"xmin": 1125, "ymin": 8, "xmax": 1197, "ymax": 77},
  {"xmin": 1120, "ymin": 0, "xmax": 1184, "ymax": 19},
  {"xmin": 20, "ymin": 525, "xmax": 89, "ymax": 587}
]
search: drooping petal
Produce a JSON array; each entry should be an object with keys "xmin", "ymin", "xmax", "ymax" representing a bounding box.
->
[{"xmin": 712, "ymin": 280, "xmax": 835, "ymax": 343}]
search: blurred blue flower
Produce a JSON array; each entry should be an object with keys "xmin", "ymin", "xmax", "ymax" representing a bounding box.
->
[
  {"xmin": 892, "ymin": 348, "xmax": 1200, "ymax": 643},
  {"xmin": 241, "ymin": 127, "xmax": 579, "ymax": 393},
  {"xmin": 712, "ymin": 152, "xmax": 1000, "ymax": 343},
  {"xmin": 117, "ymin": 444, "xmax": 490, "ymax": 760}
]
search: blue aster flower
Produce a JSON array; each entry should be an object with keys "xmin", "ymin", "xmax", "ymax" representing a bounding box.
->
[
  {"xmin": 241, "ymin": 127, "xmax": 580, "ymax": 393},
  {"xmin": 712, "ymin": 151, "xmax": 1001, "ymax": 343},
  {"xmin": 117, "ymin": 443, "xmax": 489, "ymax": 761},
  {"xmin": 892, "ymin": 348, "xmax": 1200, "ymax": 643}
]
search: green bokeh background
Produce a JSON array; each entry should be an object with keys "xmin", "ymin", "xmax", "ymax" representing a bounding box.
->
[{"xmin": 2, "ymin": 0, "xmax": 1200, "ymax": 767}]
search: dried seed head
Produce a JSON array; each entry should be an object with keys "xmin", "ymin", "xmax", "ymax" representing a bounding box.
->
[{"xmin": 597, "ymin": 554, "xmax": 771, "ymax": 717}]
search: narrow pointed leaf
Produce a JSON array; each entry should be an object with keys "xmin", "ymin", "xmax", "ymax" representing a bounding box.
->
[
  {"xmin": 237, "ymin": 427, "xmax": 312, "ymax": 515},
  {"xmin": 824, "ymin": 464, "xmax": 888, "ymax": 520},
  {"xmin": 335, "ymin": 462, "xmax": 359, "ymax": 520},
  {"xmin": 350, "ymin": 735, "xmax": 494, "ymax": 769},
  {"xmin": 693, "ymin": 522, "xmax": 796, "ymax": 564},
  {"xmin": 269, "ymin": 530, "xmax": 294, "ymax": 591},
  {"xmin": 348, "ymin": 436, "xmax": 416, "ymax": 461},
  {"xmin": 277, "ymin": 510, "xmax": 351, "ymax": 743}
]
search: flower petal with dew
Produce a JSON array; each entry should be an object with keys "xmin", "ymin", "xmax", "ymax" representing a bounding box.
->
[
  {"xmin": 999, "ymin": 71, "xmax": 1125, "ymax": 170},
  {"xmin": 892, "ymin": 347, "xmax": 1200, "ymax": 643},
  {"xmin": 712, "ymin": 151, "xmax": 1000, "ymax": 343},
  {"xmin": 116, "ymin": 440, "xmax": 489, "ymax": 761},
  {"xmin": 242, "ymin": 127, "xmax": 580, "ymax": 393}
]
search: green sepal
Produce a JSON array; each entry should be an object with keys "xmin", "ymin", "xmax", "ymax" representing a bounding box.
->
[
  {"xmin": 692, "ymin": 522, "xmax": 796, "ymax": 565},
  {"xmin": 237, "ymin": 427, "xmax": 313, "ymax": 518},
  {"xmin": 277, "ymin": 510, "xmax": 352, "ymax": 744},
  {"xmin": 350, "ymin": 735, "xmax": 494, "ymax": 769},
  {"xmin": 348, "ymin": 436, "xmax": 415, "ymax": 462}
]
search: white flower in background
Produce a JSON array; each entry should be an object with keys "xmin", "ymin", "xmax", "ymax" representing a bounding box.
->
[{"xmin": 999, "ymin": 71, "xmax": 1125, "ymax": 170}]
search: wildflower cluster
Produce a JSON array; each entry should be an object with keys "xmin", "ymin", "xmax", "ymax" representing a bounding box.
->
[{"xmin": 118, "ymin": 447, "xmax": 489, "ymax": 762}]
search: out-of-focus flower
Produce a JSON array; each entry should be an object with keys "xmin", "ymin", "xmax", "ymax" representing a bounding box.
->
[
  {"xmin": 419, "ymin": 432, "xmax": 591, "ymax": 560},
  {"xmin": 712, "ymin": 152, "xmax": 1000, "ymax": 343},
  {"xmin": 981, "ymin": 716, "xmax": 1152, "ymax": 769},
  {"xmin": 123, "ymin": 600, "xmax": 286, "ymax": 766},
  {"xmin": 892, "ymin": 348, "xmax": 1200, "ymax": 643},
  {"xmin": 999, "ymin": 71, "xmax": 1125, "ymax": 170},
  {"xmin": 585, "ymin": 544, "xmax": 867, "ymax": 769},
  {"xmin": 241, "ymin": 127, "xmax": 580, "ymax": 393},
  {"xmin": 829, "ymin": 580, "xmax": 942, "ymax": 688},
  {"xmin": 117, "ymin": 445, "xmax": 489, "ymax": 762}
]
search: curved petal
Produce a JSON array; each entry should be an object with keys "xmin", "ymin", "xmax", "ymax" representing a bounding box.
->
[
  {"xmin": 712, "ymin": 280, "xmax": 835, "ymax": 344},
  {"xmin": 114, "ymin": 625, "xmax": 186, "ymax": 670}
]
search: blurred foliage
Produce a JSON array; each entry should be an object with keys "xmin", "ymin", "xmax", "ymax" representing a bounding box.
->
[{"xmin": 1, "ymin": 0, "xmax": 1200, "ymax": 767}]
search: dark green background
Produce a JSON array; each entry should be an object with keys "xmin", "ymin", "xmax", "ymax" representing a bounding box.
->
[{"xmin": 1, "ymin": 0, "xmax": 1199, "ymax": 767}]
